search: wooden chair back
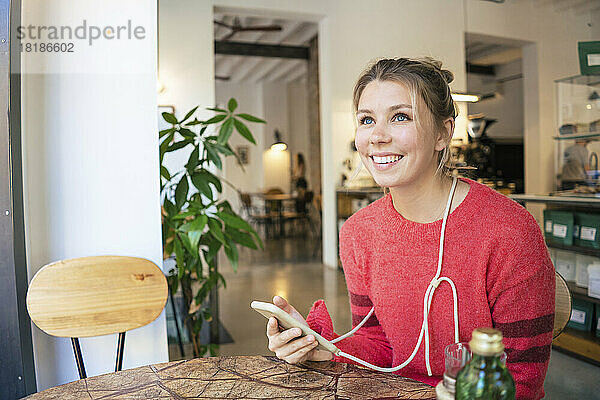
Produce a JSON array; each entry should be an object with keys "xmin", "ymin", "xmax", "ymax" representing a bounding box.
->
[
  {"xmin": 554, "ymin": 271, "xmax": 572, "ymax": 339},
  {"xmin": 27, "ymin": 256, "xmax": 167, "ymax": 338},
  {"xmin": 26, "ymin": 256, "xmax": 168, "ymax": 379}
]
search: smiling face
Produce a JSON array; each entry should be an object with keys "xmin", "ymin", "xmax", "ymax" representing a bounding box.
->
[{"xmin": 354, "ymin": 80, "xmax": 447, "ymax": 188}]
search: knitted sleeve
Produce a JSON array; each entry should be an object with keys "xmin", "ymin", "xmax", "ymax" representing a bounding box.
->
[
  {"xmin": 487, "ymin": 211, "xmax": 555, "ymax": 400},
  {"xmin": 306, "ymin": 219, "xmax": 393, "ymax": 367}
]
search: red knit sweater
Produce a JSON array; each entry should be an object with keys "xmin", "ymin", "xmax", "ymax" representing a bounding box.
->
[{"xmin": 306, "ymin": 178, "xmax": 554, "ymax": 400}]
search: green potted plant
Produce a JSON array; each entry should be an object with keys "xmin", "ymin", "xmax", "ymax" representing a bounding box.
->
[{"xmin": 159, "ymin": 99, "xmax": 264, "ymax": 357}]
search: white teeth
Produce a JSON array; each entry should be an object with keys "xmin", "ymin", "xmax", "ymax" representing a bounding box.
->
[{"xmin": 372, "ymin": 155, "xmax": 402, "ymax": 164}]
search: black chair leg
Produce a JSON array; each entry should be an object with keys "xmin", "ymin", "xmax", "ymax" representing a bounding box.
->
[
  {"xmin": 71, "ymin": 337, "xmax": 87, "ymax": 379},
  {"xmin": 115, "ymin": 332, "xmax": 126, "ymax": 372}
]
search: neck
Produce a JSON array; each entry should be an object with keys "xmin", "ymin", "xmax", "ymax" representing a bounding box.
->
[
  {"xmin": 470, "ymin": 353, "xmax": 502, "ymax": 369},
  {"xmin": 389, "ymin": 172, "xmax": 454, "ymax": 223}
]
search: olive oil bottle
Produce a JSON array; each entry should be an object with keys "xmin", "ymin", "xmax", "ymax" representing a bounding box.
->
[{"xmin": 455, "ymin": 328, "xmax": 516, "ymax": 400}]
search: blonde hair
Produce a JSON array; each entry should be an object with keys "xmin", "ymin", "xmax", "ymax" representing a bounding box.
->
[{"xmin": 352, "ymin": 57, "xmax": 457, "ymax": 176}]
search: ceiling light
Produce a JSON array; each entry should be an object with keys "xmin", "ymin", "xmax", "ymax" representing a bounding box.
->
[
  {"xmin": 452, "ymin": 93, "xmax": 480, "ymax": 102},
  {"xmin": 270, "ymin": 129, "xmax": 287, "ymax": 151},
  {"xmin": 271, "ymin": 142, "xmax": 287, "ymax": 151}
]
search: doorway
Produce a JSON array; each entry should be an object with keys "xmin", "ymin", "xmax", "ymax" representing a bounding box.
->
[{"xmin": 213, "ymin": 11, "xmax": 322, "ymax": 265}]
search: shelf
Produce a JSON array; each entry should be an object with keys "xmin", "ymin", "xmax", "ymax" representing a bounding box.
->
[
  {"xmin": 510, "ymin": 194, "xmax": 600, "ymax": 207},
  {"xmin": 553, "ymin": 327, "xmax": 600, "ymax": 366},
  {"xmin": 553, "ymin": 132, "xmax": 600, "ymax": 141},
  {"xmin": 564, "ymin": 280, "xmax": 600, "ymax": 306},
  {"xmin": 547, "ymin": 242, "xmax": 600, "ymax": 258}
]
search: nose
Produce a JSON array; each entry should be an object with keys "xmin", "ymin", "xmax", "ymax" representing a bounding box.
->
[{"xmin": 369, "ymin": 123, "xmax": 391, "ymax": 145}]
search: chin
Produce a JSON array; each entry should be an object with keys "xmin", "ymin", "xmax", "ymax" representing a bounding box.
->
[{"xmin": 372, "ymin": 175, "xmax": 405, "ymax": 188}]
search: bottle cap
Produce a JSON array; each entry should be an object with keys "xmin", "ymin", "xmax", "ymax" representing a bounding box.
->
[{"xmin": 469, "ymin": 327, "xmax": 504, "ymax": 356}]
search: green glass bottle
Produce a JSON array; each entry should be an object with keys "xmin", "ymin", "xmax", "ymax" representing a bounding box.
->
[{"xmin": 455, "ymin": 328, "xmax": 516, "ymax": 400}]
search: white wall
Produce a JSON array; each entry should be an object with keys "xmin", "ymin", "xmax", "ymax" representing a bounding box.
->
[
  {"xmin": 21, "ymin": 0, "xmax": 166, "ymax": 390},
  {"xmin": 160, "ymin": 0, "xmax": 595, "ymax": 267},
  {"xmin": 467, "ymin": 59, "xmax": 524, "ymax": 140},
  {"xmin": 262, "ymin": 81, "xmax": 292, "ymax": 190},
  {"xmin": 287, "ymin": 80, "xmax": 312, "ymax": 190},
  {"xmin": 158, "ymin": 0, "xmax": 215, "ymax": 177}
]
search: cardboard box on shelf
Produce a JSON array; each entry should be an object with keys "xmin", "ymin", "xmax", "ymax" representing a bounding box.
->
[
  {"xmin": 574, "ymin": 213, "xmax": 600, "ymax": 249},
  {"xmin": 588, "ymin": 263, "xmax": 600, "ymax": 299},
  {"xmin": 555, "ymin": 250, "xmax": 577, "ymax": 282},
  {"xmin": 576, "ymin": 254, "xmax": 598, "ymax": 288},
  {"xmin": 568, "ymin": 298, "xmax": 594, "ymax": 331},
  {"xmin": 547, "ymin": 211, "xmax": 574, "ymax": 246}
]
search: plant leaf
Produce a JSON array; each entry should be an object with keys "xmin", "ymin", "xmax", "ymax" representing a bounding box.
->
[
  {"xmin": 175, "ymin": 176, "xmax": 189, "ymax": 209},
  {"xmin": 217, "ymin": 211, "xmax": 253, "ymax": 232},
  {"xmin": 179, "ymin": 128, "xmax": 196, "ymax": 140},
  {"xmin": 217, "ymin": 118, "xmax": 234, "ymax": 145},
  {"xmin": 185, "ymin": 119, "xmax": 202, "ymax": 126},
  {"xmin": 160, "ymin": 127, "xmax": 175, "ymax": 138},
  {"xmin": 160, "ymin": 165, "xmax": 171, "ymax": 181},
  {"xmin": 186, "ymin": 147, "xmax": 200, "ymax": 171},
  {"xmin": 204, "ymin": 114, "xmax": 227, "ymax": 125},
  {"xmin": 179, "ymin": 214, "xmax": 208, "ymax": 233},
  {"xmin": 233, "ymin": 118, "xmax": 256, "ymax": 144},
  {"xmin": 159, "ymin": 132, "xmax": 174, "ymax": 163},
  {"xmin": 167, "ymin": 141, "xmax": 190, "ymax": 152},
  {"xmin": 224, "ymin": 238, "xmax": 239, "ymax": 272},
  {"xmin": 207, "ymin": 107, "xmax": 227, "ymax": 113},
  {"xmin": 227, "ymin": 98, "xmax": 238, "ymax": 112},
  {"xmin": 235, "ymin": 113, "xmax": 265, "ymax": 123},
  {"xmin": 178, "ymin": 231, "xmax": 195, "ymax": 254},
  {"xmin": 208, "ymin": 218, "xmax": 226, "ymax": 245},
  {"xmin": 188, "ymin": 230, "xmax": 202, "ymax": 253},
  {"xmin": 162, "ymin": 112, "xmax": 178, "ymax": 124},
  {"xmin": 181, "ymin": 106, "xmax": 198, "ymax": 124},
  {"xmin": 205, "ymin": 146, "xmax": 223, "ymax": 170},
  {"xmin": 200, "ymin": 169, "xmax": 222, "ymax": 193},
  {"xmin": 214, "ymin": 143, "xmax": 235, "ymax": 156},
  {"xmin": 225, "ymin": 226, "xmax": 257, "ymax": 249},
  {"xmin": 191, "ymin": 172, "xmax": 213, "ymax": 198},
  {"xmin": 163, "ymin": 199, "xmax": 177, "ymax": 216}
]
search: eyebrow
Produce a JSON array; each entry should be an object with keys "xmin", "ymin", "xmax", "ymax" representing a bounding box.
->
[{"xmin": 357, "ymin": 104, "xmax": 413, "ymax": 114}]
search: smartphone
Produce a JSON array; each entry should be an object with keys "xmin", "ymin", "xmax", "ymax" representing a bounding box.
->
[{"xmin": 251, "ymin": 300, "xmax": 340, "ymax": 355}]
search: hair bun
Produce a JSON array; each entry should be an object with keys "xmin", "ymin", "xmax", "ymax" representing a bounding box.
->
[{"xmin": 441, "ymin": 69, "xmax": 454, "ymax": 84}]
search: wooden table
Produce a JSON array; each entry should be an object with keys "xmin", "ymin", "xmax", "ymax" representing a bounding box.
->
[
  {"xmin": 26, "ymin": 355, "xmax": 436, "ymax": 399},
  {"xmin": 252, "ymin": 193, "xmax": 298, "ymax": 237}
]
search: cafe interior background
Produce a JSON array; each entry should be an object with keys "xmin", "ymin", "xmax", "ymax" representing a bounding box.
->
[{"xmin": 2, "ymin": 0, "xmax": 600, "ymax": 398}]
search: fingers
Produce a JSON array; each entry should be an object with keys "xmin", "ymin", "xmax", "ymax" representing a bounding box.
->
[
  {"xmin": 266, "ymin": 317, "xmax": 279, "ymax": 337},
  {"xmin": 276, "ymin": 336, "xmax": 319, "ymax": 364},
  {"xmin": 273, "ymin": 295, "xmax": 295, "ymax": 314},
  {"xmin": 273, "ymin": 296, "xmax": 304, "ymax": 323},
  {"xmin": 267, "ymin": 324, "xmax": 302, "ymax": 351}
]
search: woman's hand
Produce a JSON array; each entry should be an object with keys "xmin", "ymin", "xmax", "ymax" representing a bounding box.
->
[{"xmin": 266, "ymin": 296, "xmax": 333, "ymax": 364}]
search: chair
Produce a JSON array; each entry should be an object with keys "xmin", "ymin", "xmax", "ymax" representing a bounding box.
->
[
  {"xmin": 240, "ymin": 192, "xmax": 274, "ymax": 237},
  {"xmin": 26, "ymin": 256, "xmax": 168, "ymax": 379},
  {"xmin": 553, "ymin": 271, "xmax": 571, "ymax": 339},
  {"xmin": 283, "ymin": 191, "xmax": 316, "ymax": 236}
]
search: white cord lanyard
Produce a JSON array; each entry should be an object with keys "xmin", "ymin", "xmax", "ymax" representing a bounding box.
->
[{"xmin": 332, "ymin": 177, "xmax": 460, "ymax": 375}]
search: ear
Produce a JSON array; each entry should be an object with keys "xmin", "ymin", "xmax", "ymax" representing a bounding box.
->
[{"xmin": 434, "ymin": 117, "xmax": 455, "ymax": 151}]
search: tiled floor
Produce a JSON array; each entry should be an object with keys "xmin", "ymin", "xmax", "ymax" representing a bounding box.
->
[{"xmin": 169, "ymin": 235, "xmax": 600, "ymax": 399}]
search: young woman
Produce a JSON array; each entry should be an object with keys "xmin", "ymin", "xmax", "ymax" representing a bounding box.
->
[{"xmin": 265, "ymin": 58, "xmax": 554, "ymax": 400}]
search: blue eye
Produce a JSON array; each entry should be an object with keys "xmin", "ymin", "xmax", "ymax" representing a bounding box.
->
[
  {"xmin": 392, "ymin": 113, "xmax": 409, "ymax": 122},
  {"xmin": 360, "ymin": 116, "xmax": 374, "ymax": 125}
]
